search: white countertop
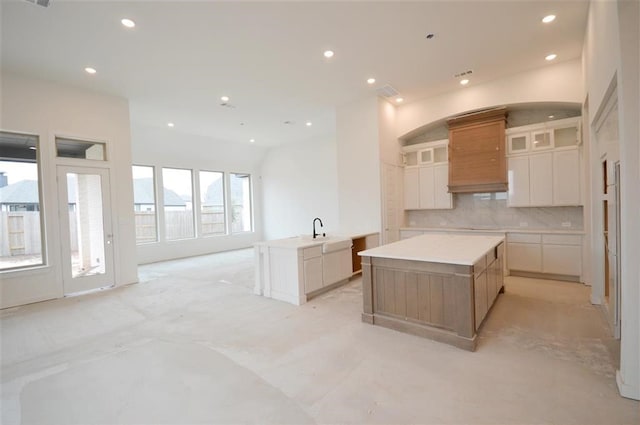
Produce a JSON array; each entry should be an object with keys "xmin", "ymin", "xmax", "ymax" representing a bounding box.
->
[
  {"xmin": 255, "ymin": 235, "xmax": 353, "ymax": 250},
  {"xmin": 359, "ymin": 233, "xmax": 504, "ymax": 266},
  {"xmin": 400, "ymin": 227, "xmax": 584, "ymax": 235}
]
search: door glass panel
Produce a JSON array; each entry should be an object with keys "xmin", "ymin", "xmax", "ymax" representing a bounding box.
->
[
  {"xmin": 511, "ymin": 135, "xmax": 528, "ymax": 151},
  {"xmin": 66, "ymin": 173, "xmax": 106, "ymax": 277},
  {"xmin": 554, "ymin": 127, "xmax": 578, "ymax": 148},
  {"xmin": 433, "ymin": 146, "xmax": 448, "ymax": 163},
  {"xmin": 532, "ymin": 131, "xmax": 551, "ymax": 149},
  {"xmin": 419, "ymin": 149, "xmax": 433, "ymax": 163}
]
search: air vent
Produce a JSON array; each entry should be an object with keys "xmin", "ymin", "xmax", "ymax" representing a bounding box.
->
[
  {"xmin": 24, "ymin": 0, "xmax": 50, "ymax": 7},
  {"xmin": 454, "ymin": 70, "xmax": 473, "ymax": 78},
  {"xmin": 375, "ymin": 84, "xmax": 399, "ymax": 98}
]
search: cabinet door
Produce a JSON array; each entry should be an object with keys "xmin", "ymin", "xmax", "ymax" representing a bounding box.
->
[
  {"xmin": 474, "ymin": 271, "xmax": 488, "ymax": 330},
  {"xmin": 433, "ymin": 164, "xmax": 452, "ymax": 209},
  {"xmin": 418, "ymin": 166, "xmax": 435, "ymax": 209},
  {"xmin": 531, "ymin": 130, "xmax": 553, "ymax": 150},
  {"xmin": 304, "ymin": 256, "xmax": 323, "ymax": 293},
  {"xmin": 403, "ymin": 168, "xmax": 419, "ymax": 209},
  {"xmin": 543, "ymin": 244, "xmax": 582, "ymax": 276},
  {"xmin": 507, "ymin": 242, "xmax": 542, "ymax": 272},
  {"xmin": 507, "ymin": 133, "xmax": 530, "ymax": 154},
  {"xmin": 507, "ymin": 156, "xmax": 530, "ymax": 207},
  {"xmin": 553, "ymin": 149, "xmax": 581, "ymax": 206},
  {"xmin": 529, "ymin": 152, "xmax": 553, "ymax": 206}
]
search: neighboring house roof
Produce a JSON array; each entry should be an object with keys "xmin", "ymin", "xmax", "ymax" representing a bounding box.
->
[
  {"xmin": 0, "ymin": 180, "xmax": 76, "ymax": 204},
  {"xmin": 203, "ymin": 175, "xmax": 247, "ymax": 206},
  {"xmin": 134, "ymin": 178, "xmax": 185, "ymax": 207}
]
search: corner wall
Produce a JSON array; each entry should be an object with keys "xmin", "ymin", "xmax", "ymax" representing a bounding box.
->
[
  {"xmin": 583, "ymin": 0, "xmax": 639, "ymax": 400},
  {"xmin": 260, "ymin": 135, "xmax": 339, "ymax": 240},
  {"xmin": 336, "ymin": 96, "xmax": 382, "ymax": 236}
]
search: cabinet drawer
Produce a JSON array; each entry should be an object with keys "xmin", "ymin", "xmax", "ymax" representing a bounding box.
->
[
  {"xmin": 508, "ymin": 233, "xmax": 542, "ymax": 244},
  {"xmin": 303, "ymin": 246, "xmax": 322, "ymax": 259},
  {"xmin": 542, "ymin": 234, "xmax": 582, "ymax": 245}
]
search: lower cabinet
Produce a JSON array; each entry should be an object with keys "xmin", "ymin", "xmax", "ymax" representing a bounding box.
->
[
  {"xmin": 322, "ymin": 248, "xmax": 351, "ymax": 288},
  {"xmin": 303, "ymin": 256, "xmax": 323, "ymax": 293},
  {"xmin": 507, "ymin": 232, "xmax": 582, "ymax": 279}
]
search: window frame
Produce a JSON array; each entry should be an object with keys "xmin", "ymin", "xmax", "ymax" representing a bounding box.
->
[
  {"xmin": 198, "ymin": 169, "xmax": 227, "ymax": 238},
  {"xmin": 132, "ymin": 164, "xmax": 159, "ymax": 245},
  {"xmin": 229, "ymin": 171, "xmax": 254, "ymax": 234},
  {"xmin": 161, "ymin": 166, "xmax": 196, "ymax": 241}
]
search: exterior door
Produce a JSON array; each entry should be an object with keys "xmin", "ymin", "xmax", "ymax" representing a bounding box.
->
[{"xmin": 57, "ymin": 166, "xmax": 115, "ymax": 294}]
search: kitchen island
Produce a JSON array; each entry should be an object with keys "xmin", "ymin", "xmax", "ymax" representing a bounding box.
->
[{"xmin": 359, "ymin": 233, "xmax": 504, "ymax": 351}]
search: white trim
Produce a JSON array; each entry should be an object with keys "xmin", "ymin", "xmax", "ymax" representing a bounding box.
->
[{"xmin": 616, "ymin": 370, "xmax": 640, "ymax": 400}]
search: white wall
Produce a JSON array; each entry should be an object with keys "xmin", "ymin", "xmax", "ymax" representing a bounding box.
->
[
  {"xmin": 336, "ymin": 96, "xmax": 382, "ymax": 236},
  {"xmin": 260, "ymin": 136, "xmax": 339, "ymax": 240},
  {"xmin": 0, "ymin": 72, "xmax": 137, "ymax": 308},
  {"xmin": 583, "ymin": 0, "xmax": 639, "ymax": 400},
  {"xmin": 397, "ymin": 59, "xmax": 584, "ymax": 137},
  {"xmin": 131, "ymin": 124, "xmax": 268, "ymax": 264}
]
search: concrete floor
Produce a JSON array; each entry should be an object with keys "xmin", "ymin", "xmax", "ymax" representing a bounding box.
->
[{"xmin": 1, "ymin": 248, "xmax": 638, "ymax": 424}]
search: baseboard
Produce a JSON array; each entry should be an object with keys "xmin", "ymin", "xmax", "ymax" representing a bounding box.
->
[
  {"xmin": 616, "ymin": 370, "xmax": 640, "ymax": 400},
  {"xmin": 509, "ymin": 270, "xmax": 581, "ymax": 283}
]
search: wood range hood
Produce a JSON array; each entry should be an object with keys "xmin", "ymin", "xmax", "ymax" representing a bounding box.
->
[{"xmin": 447, "ymin": 107, "xmax": 508, "ymax": 193}]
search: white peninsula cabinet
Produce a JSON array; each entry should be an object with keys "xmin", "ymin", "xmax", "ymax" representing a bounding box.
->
[
  {"xmin": 507, "ymin": 117, "xmax": 582, "ymax": 207},
  {"xmin": 402, "ymin": 140, "xmax": 453, "ymax": 210},
  {"xmin": 255, "ymin": 236, "xmax": 357, "ymax": 305}
]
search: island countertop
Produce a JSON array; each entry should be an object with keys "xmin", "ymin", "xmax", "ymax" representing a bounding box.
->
[{"xmin": 359, "ymin": 233, "xmax": 505, "ymax": 266}]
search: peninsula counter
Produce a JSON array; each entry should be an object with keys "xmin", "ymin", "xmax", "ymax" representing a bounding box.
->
[{"xmin": 359, "ymin": 233, "xmax": 505, "ymax": 351}]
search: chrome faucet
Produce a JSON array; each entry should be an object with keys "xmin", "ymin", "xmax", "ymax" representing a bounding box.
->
[{"xmin": 312, "ymin": 217, "xmax": 325, "ymax": 239}]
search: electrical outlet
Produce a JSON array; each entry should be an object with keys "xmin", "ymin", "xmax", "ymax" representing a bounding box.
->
[
  {"xmin": 519, "ymin": 222, "xmax": 528, "ymax": 227},
  {"xmin": 561, "ymin": 221, "xmax": 572, "ymax": 227}
]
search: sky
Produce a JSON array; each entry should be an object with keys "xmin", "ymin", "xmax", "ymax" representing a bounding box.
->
[{"xmin": 0, "ymin": 161, "xmax": 38, "ymax": 184}]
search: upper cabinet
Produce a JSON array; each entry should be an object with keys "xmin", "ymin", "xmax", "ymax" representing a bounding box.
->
[
  {"xmin": 506, "ymin": 117, "xmax": 582, "ymax": 207},
  {"xmin": 402, "ymin": 139, "xmax": 453, "ymax": 210},
  {"xmin": 507, "ymin": 117, "xmax": 580, "ymax": 155},
  {"xmin": 447, "ymin": 107, "xmax": 508, "ymax": 193}
]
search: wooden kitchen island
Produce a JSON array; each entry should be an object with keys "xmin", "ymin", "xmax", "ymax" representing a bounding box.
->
[{"xmin": 359, "ymin": 233, "xmax": 504, "ymax": 351}]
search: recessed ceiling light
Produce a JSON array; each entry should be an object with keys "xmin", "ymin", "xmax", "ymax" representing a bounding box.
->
[
  {"xmin": 460, "ymin": 79, "xmax": 470, "ymax": 85},
  {"xmin": 121, "ymin": 18, "xmax": 135, "ymax": 28},
  {"xmin": 167, "ymin": 122, "xmax": 174, "ymax": 127},
  {"xmin": 220, "ymin": 96, "xmax": 230, "ymax": 102},
  {"xmin": 367, "ymin": 78, "xmax": 376, "ymax": 84},
  {"xmin": 395, "ymin": 97, "xmax": 404, "ymax": 103},
  {"xmin": 545, "ymin": 53, "xmax": 557, "ymax": 61},
  {"xmin": 84, "ymin": 67, "xmax": 97, "ymax": 74},
  {"xmin": 323, "ymin": 50, "xmax": 334, "ymax": 58},
  {"xmin": 542, "ymin": 15, "xmax": 556, "ymax": 23},
  {"xmin": 29, "ymin": 146, "xmax": 37, "ymax": 150},
  {"xmin": 249, "ymin": 139, "xmax": 255, "ymax": 143},
  {"xmin": 548, "ymin": 114, "xmax": 555, "ymax": 119},
  {"xmin": 306, "ymin": 121, "xmax": 312, "ymax": 126}
]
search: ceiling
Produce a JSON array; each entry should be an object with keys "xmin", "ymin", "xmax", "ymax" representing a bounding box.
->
[{"xmin": 1, "ymin": 0, "xmax": 589, "ymax": 147}]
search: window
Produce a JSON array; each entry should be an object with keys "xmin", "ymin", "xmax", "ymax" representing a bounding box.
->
[
  {"xmin": 230, "ymin": 173, "xmax": 252, "ymax": 233},
  {"xmin": 0, "ymin": 131, "xmax": 45, "ymax": 271},
  {"xmin": 162, "ymin": 168, "xmax": 194, "ymax": 240},
  {"xmin": 199, "ymin": 171, "xmax": 226, "ymax": 236},
  {"xmin": 56, "ymin": 137, "xmax": 106, "ymax": 160},
  {"xmin": 132, "ymin": 165, "xmax": 158, "ymax": 244}
]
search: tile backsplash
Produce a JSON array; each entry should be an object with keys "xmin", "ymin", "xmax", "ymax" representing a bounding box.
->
[{"xmin": 406, "ymin": 193, "xmax": 583, "ymax": 230}]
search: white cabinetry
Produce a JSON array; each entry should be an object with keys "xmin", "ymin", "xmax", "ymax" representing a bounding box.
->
[
  {"xmin": 402, "ymin": 140, "xmax": 452, "ymax": 210},
  {"xmin": 404, "ymin": 168, "xmax": 419, "ymax": 210},
  {"xmin": 553, "ymin": 149, "xmax": 581, "ymax": 206},
  {"xmin": 507, "ymin": 232, "xmax": 582, "ymax": 280},
  {"xmin": 303, "ymin": 246, "xmax": 323, "ymax": 293},
  {"xmin": 506, "ymin": 117, "xmax": 582, "ymax": 207}
]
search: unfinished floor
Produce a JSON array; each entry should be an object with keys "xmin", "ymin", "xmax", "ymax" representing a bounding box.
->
[{"xmin": 1, "ymin": 248, "xmax": 638, "ymax": 424}]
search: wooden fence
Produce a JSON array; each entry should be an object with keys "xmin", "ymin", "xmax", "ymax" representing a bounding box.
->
[{"xmin": 0, "ymin": 212, "xmax": 77, "ymax": 257}]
